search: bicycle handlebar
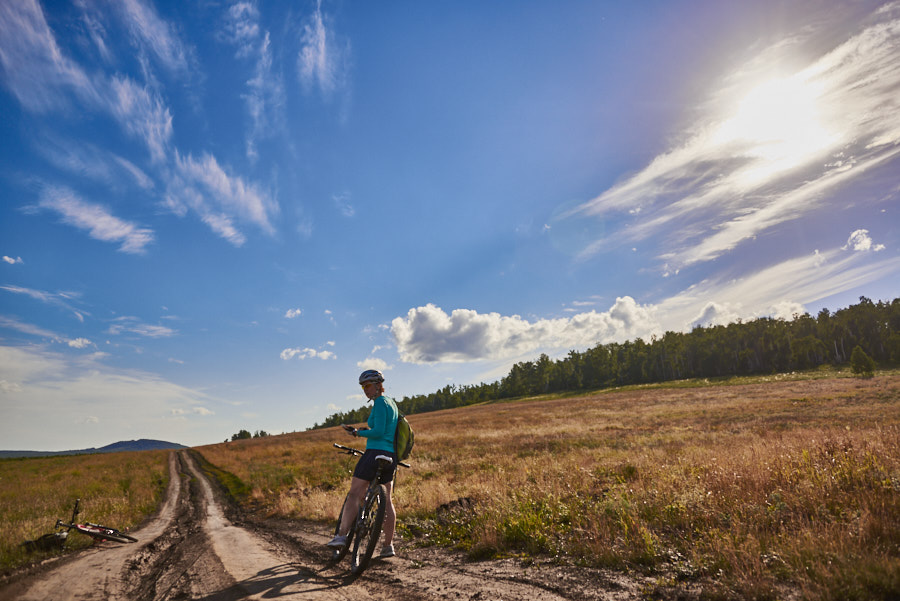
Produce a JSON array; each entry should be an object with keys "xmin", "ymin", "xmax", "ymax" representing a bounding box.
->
[{"xmin": 333, "ymin": 442, "xmax": 410, "ymax": 468}]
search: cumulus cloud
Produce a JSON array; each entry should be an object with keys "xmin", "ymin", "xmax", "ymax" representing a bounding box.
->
[
  {"xmin": 67, "ymin": 337, "xmax": 93, "ymax": 349},
  {"xmin": 843, "ymin": 229, "xmax": 885, "ymax": 252},
  {"xmin": 284, "ymin": 308, "xmax": 302, "ymax": 319},
  {"xmin": 689, "ymin": 302, "xmax": 741, "ymax": 329},
  {"xmin": 280, "ymin": 347, "xmax": 336, "ymax": 360},
  {"xmin": 3, "ymin": 256, "xmax": 23, "ymax": 265},
  {"xmin": 357, "ymin": 357, "xmax": 388, "ymax": 372},
  {"xmin": 391, "ymin": 297, "xmax": 660, "ymax": 364},
  {"xmin": 36, "ymin": 185, "xmax": 154, "ymax": 254}
]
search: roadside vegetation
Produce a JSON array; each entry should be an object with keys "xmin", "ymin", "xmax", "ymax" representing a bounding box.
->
[
  {"xmin": 197, "ymin": 371, "xmax": 899, "ymax": 600},
  {"xmin": 0, "ymin": 450, "xmax": 170, "ymax": 575}
]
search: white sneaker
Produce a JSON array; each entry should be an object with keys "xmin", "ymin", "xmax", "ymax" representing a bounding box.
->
[
  {"xmin": 379, "ymin": 544, "xmax": 395, "ymax": 558},
  {"xmin": 326, "ymin": 534, "xmax": 347, "ymax": 548}
]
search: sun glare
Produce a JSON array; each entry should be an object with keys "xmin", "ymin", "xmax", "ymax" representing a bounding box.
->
[{"xmin": 713, "ymin": 76, "xmax": 837, "ymax": 184}]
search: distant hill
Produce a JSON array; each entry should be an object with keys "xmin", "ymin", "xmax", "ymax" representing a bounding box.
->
[{"xmin": 0, "ymin": 439, "xmax": 188, "ymax": 459}]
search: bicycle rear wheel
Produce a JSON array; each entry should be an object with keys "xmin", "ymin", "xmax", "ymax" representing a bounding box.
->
[
  {"xmin": 350, "ymin": 484, "xmax": 386, "ymax": 576},
  {"xmin": 330, "ymin": 493, "xmax": 356, "ymax": 562}
]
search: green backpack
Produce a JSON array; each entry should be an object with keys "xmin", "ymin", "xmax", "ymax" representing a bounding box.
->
[{"xmin": 394, "ymin": 413, "xmax": 414, "ymax": 461}]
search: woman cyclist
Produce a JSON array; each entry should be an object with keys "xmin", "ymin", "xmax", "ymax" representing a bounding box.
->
[{"xmin": 326, "ymin": 369, "xmax": 399, "ymax": 558}]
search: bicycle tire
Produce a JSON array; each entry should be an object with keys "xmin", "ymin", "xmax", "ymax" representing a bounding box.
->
[
  {"xmin": 330, "ymin": 494, "xmax": 356, "ymax": 563},
  {"xmin": 350, "ymin": 484, "xmax": 386, "ymax": 576},
  {"xmin": 76, "ymin": 524, "xmax": 136, "ymax": 544}
]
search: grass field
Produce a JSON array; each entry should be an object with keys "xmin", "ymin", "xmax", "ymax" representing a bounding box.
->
[
  {"xmin": 0, "ymin": 450, "xmax": 171, "ymax": 574},
  {"xmin": 196, "ymin": 372, "xmax": 900, "ymax": 600}
]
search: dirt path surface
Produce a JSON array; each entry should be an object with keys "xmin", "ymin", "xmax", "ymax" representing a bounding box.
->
[{"xmin": 1, "ymin": 450, "xmax": 648, "ymax": 600}]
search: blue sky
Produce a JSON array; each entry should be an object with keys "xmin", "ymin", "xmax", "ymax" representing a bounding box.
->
[{"xmin": 1, "ymin": 0, "xmax": 898, "ymax": 451}]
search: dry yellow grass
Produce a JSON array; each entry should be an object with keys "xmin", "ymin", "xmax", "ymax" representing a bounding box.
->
[
  {"xmin": 197, "ymin": 374, "xmax": 900, "ymax": 600},
  {"xmin": 0, "ymin": 450, "xmax": 171, "ymax": 573}
]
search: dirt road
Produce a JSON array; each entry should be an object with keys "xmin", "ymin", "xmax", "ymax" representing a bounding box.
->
[{"xmin": 1, "ymin": 451, "xmax": 646, "ymax": 600}]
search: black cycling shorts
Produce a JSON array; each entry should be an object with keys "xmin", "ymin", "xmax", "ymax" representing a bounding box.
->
[{"xmin": 353, "ymin": 448, "xmax": 398, "ymax": 483}]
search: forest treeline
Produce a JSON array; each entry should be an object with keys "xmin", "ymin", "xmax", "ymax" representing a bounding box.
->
[{"xmin": 310, "ymin": 296, "xmax": 899, "ymax": 430}]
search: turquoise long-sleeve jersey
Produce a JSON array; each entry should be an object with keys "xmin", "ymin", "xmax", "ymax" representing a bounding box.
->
[{"xmin": 357, "ymin": 395, "xmax": 398, "ymax": 453}]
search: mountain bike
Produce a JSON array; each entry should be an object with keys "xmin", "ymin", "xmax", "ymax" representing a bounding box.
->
[
  {"xmin": 331, "ymin": 443, "xmax": 409, "ymax": 576},
  {"xmin": 54, "ymin": 498, "xmax": 138, "ymax": 544}
]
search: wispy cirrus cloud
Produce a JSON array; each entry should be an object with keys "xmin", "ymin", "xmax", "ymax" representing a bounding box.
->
[
  {"xmin": 221, "ymin": 2, "xmax": 286, "ymax": 161},
  {"xmin": 297, "ymin": 0, "xmax": 349, "ymax": 99},
  {"xmin": 0, "ymin": 0, "xmax": 102, "ymax": 112},
  {"xmin": 34, "ymin": 185, "xmax": 154, "ymax": 254},
  {"xmin": 1, "ymin": 285, "xmax": 88, "ymax": 322},
  {"xmin": 108, "ymin": 75, "xmax": 173, "ymax": 162},
  {"xmin": 0, "ymin": 1, "xmax": 174, "ymax": 162},
  {"xmin": 165, "ymin": 151, "xmax": 278, "ymax": 245},
  {"xmin": 107, "ymin": 316, "xmax": 176, "ymax": 338},
  {"xmin": 113, "ymin": 0, "xmax": 192, "ymax": 76},
  {"xmin": 565, "ymin": 3, "xmax": 900, "ymax": 271}
]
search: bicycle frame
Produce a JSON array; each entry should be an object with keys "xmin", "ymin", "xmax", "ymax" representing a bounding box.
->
[{"xmin": 54, "ymin": 499, "xmax": 137, "ymax": 544}]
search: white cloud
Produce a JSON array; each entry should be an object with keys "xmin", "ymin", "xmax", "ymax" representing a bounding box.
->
[
  {"xmin": 280, "ymin": 347, "xmax": 336, "ymax": 360},
  {"xmin": 285, "ymin": 308, "xmax": 302, "ymax": 319},
  {"xmin": 107, "ymin": 316, "xmax": 176, "ymax": 338},
  {"xmin": 36, "ymin": 185, "xmax": 154, "ymax": 254},
  {"xmin": 689, "ymin": 302, "xmax": 741, "ymax": 329},
  {"xmin": 297, "ymin": 0, "xmax": 349, "ymax": 98},
  {"xmin": 3, "ymin": 256, "xmax": 23, "ymax": 265},
  {"xmin": 391, "ymin": 297, "xmax": 660, "ymax": 364},
  {"xmin": 357, "ymin": 357, "xmax": 388, "ymax": 372},
  {"xmin": 220, "ymin": 3, "xmax": 285, "ymax": 161},
  {"xmin": 657, "ymin": 245, "xmax": 900, "ymax": 331},
  {"xmin": 108, "ymin": 75, "xmax": 173, "ymax": 162},
  {"xmin": 333, "ymin": 193, "xmax": 355, "ymax": 217},
  {"xmin": 843, "ymin": 229, "xmax": 886, "ymax": 252},
  {"xmin": 115, "ymin": 0, "xmax": 192, "ymax": 75},
  {"xmin": 0, "ymin": 0, "xmax": 103, "ymax": 112},
  {"xmin": 166, "ymin": 151, "xmax": 278, "ymax": 245},
  {"xmin": 0, "ymin": 285, "xmax": 87, "ymax": 322},
  {"xmin": 394, "ymin": 233, "xmax": 900, "ymax": 365},
  {"xmin": 565, "ymin": 4, "xmax": 900, "ymax": 271},
  {"xmin": 67, "ymin": 338, "xmax": 93, "ymax": 349}
]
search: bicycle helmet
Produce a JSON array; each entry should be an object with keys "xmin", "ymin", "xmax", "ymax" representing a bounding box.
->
[{"xmin": 358, "ymin": 369, "xmax": 385, "ymax": 385}]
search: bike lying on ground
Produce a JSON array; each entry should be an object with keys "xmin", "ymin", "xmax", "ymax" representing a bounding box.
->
[
  {"xmin": 22, "ymin": 498, "xmax": 137, "ymax": 552},
  {"xmin": 331, "ymin": 443, "xmax": 409, "ymax": 576}
]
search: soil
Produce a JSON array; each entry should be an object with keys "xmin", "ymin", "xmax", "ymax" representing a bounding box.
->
[{"xmin": 0, "ymin": 450, "xmax": 654, "ymax": 601}]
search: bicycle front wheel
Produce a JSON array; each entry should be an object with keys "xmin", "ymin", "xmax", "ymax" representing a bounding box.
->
[
  {"xmin": 350, "ymin": 484, "xmax": 386, "ymax": 576},
  {"xmin": 331, "ymin": 493, "xmax": 356, "ymax": 563}
]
